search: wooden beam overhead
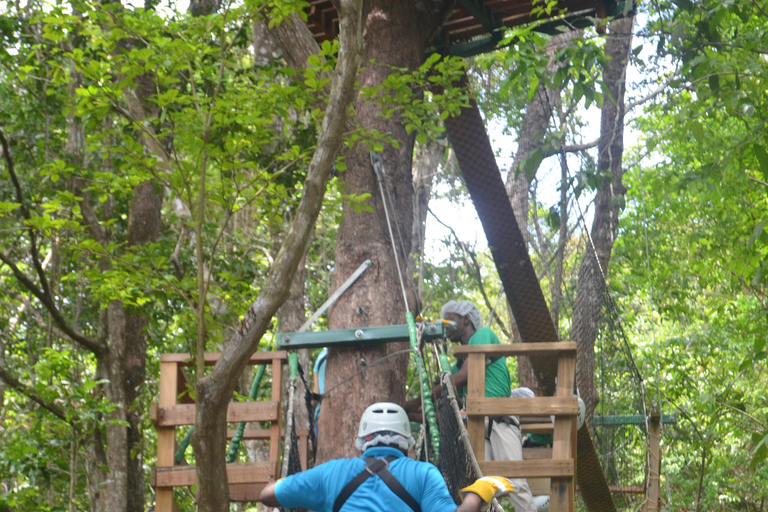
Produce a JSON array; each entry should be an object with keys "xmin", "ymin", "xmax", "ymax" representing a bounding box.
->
[{"xmin": 303, "ymin": 0, "xmax": 617, "ymax": 49}]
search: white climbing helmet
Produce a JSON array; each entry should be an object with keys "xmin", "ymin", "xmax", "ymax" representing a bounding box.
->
[{"xmin": 356, "ymin": 402, "xmax": 415, "ymax": 450}]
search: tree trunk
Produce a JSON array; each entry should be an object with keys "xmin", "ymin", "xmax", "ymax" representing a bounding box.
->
[
  {"xmin": 318, "ymin": 0, "xmax": 453, "ymax": 463},
  {"xmin": 410, "ymin": 137, "xmax": 447, "ymax": 306},
  {"xmin": 191, "ymin": 3, "xmax": 364, "ymax": 509},
  {"xmin": 571, "ymin": 16, "xmax": 634, "ymax": 422},
  {"xmin": 123, "ymin": 180, "xmax": 162, "ymax": 512}
]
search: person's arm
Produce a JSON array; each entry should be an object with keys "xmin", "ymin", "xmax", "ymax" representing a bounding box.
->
[
  {"xmin": 451, "ymin": 358, "xmax": 469, "ymax": 391},
  {"xmin": 456, "ymin": 492, "xmax": 483, "ymax": 512},
  {"xmin": 260, "ymin": 481, "xmax": 280, "ymax": 507},
  {"xmin": 406, "ymin": 362, "xmax": 469, "ymax": 418}
]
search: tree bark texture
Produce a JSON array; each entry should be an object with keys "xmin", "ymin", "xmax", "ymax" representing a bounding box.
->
[
  {"xmin": 410, "ymin": 137, "xmax": 447, "ymax": 306},
  {"xmin": 571, "ymin": 16, "xmax": 634, "ymax": 423},
  {"xmin": 319, "ymin": 0, "xmax": 454, "ymax": 463},
  {"xmin": 191, "ymin": 3, "xmax": 364, "ymax": 510},
  {"xmin": 124, "ymin": 180, "xmax": 162, "ymax": 512}
]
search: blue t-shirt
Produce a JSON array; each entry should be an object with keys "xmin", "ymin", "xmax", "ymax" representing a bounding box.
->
[{"xmin": 274, "ymin": 446, "xmax": 456, "ymax": 512}]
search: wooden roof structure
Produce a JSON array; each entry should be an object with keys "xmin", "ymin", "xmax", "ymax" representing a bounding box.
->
[{"xmin": 305, "ymin": 0, "xmax": 634, "ymax": 57}]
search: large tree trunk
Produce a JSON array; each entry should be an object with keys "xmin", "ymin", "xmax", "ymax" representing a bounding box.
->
[
  {"xmin": 571, "ymin": 16, "xmax": 634, "ymax": 422},
  {"xmin": 123, "ymin": 181, "xmax": 162, "ymax": 512},
  {"xmin": 410, "ymin": 138, "xmax": 447, "ymax": 306},
  {"xmin": 190, "ymin": 3, "xmax": 364, "ymax": 509},
  {"xmin": 318, "ymin": 0, "xmax": 454, "ymax": 462}
]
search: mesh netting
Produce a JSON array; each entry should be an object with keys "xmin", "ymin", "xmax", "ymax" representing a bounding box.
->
[
  {"xmin": 436, "ymin": 372, "xmax": 503, "ymax": 512},
  {"xmin": 591, "ymin": 282, "xmax": 649, "ymax": 511},
  {"xmin": 444, "ymin": 85, "xmax": 618, "ymax": 512},
  {"xmin": 437, "ymin": 372, "xmax": 479, "ymax": 503}
]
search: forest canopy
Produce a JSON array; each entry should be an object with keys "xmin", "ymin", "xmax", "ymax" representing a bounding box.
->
[{"xmin": 1, "ymin": 0, "xmax": 767, "ymax": 511}]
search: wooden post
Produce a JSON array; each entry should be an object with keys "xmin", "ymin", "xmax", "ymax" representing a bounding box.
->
[
  {"xmin": 156, "ymin": 361, "xmax": 179, "ymax": 512},
  {"xmin": 550, "ymin": 352, "xmax": 576, "ymax": 512},
  {"xmin": 646, "ymin": 413, "xmax": 662, "ymax": 512},
  {"xmin": 467, "ymin": 352, "xmax": 487, "ymax": 463}
]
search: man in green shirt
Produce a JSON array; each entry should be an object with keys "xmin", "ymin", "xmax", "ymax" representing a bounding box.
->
[{"xmin": 417, "ymin": 300, "xmax": 537, "ymax": 512}]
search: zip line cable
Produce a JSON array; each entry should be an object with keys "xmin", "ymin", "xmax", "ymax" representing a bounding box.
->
[
  {"xmin": 371, "ymin": 150, "xmax": 440, "ymax": 459},
  {"xmin": 371, "ymin": 151, "xmax": 410, "ymax": 313}
]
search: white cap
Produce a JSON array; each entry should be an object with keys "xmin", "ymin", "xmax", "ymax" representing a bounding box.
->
[{"xmin": 441, "ymin": 300, "xmax": 483, "ymax": 330}]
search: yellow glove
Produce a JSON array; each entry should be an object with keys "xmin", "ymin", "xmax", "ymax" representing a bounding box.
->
[{"xmin": 459, "ymin": 476, "xmax": 515, "ymax": 511}]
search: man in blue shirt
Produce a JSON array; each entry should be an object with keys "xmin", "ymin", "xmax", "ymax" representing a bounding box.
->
[{"xmin": 260, "ymin": 402, "xmax": 498, "ymax": 512}]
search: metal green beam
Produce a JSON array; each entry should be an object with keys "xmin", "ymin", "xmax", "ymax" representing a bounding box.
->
[
  {"xmin": 592, "ymin": 415, "xmax": 677, "ymax": 427},
  {"xmin": 275, "ymin": 321, "xmax": 450, "ymax": 350}
]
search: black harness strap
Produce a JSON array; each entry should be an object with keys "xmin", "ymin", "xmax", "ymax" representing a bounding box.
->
[{"xmin": 332, "ymin": 456, "xmax": 421, "ymax": 512}]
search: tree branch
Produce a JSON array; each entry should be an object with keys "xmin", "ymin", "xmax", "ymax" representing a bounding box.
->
[
  {"xmin": 625, "ymin": 73, "xmax": 677, "ymax": 111},
  {"xmin": 6, "ymin": 289, "xmax": 76, "ymax": 344},
  {"xmin": 0, "ymin": 365, "xmax": 71, "ymax": 423},
  {"xmin": 0, "ymin": 128, "xmax": 52, "ymax": 296},
  {"xmin": 428, "ymin": 207, "xmax": 511, "ymax": 338},
  {"xmin": 0, "ymin": 251, "xmax": 106, "ymax": 354}
]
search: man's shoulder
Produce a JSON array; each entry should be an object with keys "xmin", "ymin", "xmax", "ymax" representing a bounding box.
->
[{"xmin": 468, "ymin": 327, "xmax": 500, "ymax": 345}]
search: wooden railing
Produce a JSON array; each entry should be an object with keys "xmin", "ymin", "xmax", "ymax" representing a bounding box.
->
[
  {"xmin": 453, "ymin": 342, "xmax": 578, "ymax": 512},
  {"xmin": 152, "ymin": 351, "xmax": 304, "ymax": 511}
]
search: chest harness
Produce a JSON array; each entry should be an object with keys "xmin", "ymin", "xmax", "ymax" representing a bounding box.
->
[{"xmin": 332, "ymin": 456, "xmax": 421, "ymax": 512}]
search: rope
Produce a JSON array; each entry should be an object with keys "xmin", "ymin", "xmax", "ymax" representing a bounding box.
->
[
  {"xmin": 371, "ymin": 151, "xmax": 410, "ymax": 313},
  {"xmin": 371, "ymin": 150, "xmax": 440, "ymax": 460}
]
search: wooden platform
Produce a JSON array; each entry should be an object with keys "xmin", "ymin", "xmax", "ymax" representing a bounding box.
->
[
  {"xmin": 152, "ymin": 352, "xmax": 302, "ymax": 509},
  {"xmin": 455, "ymin": 341, "xmax": 578, "ymax": 512},
  {"xmin": 305, "ymin": 0, "xmax": 630, "ymax": 55}
]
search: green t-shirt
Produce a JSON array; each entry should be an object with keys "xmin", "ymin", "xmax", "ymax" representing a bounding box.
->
[{"xmin": 451, "ymin": 327, "xmax": 512, "ymax": 399}]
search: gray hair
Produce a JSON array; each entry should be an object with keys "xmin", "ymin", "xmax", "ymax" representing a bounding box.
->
[{"xmin": 441, "ymin": 300, "xmax": 483, "ymax": 330}]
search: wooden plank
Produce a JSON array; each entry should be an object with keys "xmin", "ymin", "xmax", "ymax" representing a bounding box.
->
[
  {"xmin": 269, "ymin": 358, "xmax": 282, "ymax": 463},
  {"xmin": 466, "ymin": 397, "xmax": 577, "ymax": 417},
  {"xmin": 528, "ymin": 478, "xmax": 552, "ymax": 496},
  {"xmin": 522, "ymin": 423, "xmax": 554, "ymax": 435},
  {"xmin": 520, "ymin": 415, "xmax": 553, "ymax": 424},
  {"xmin": 151, "ymin": 401, "xmax": 279, "ymax": 427},
  {"xmin": 153, "ymin": 462, "xmax": 277, "ymax": 487},
  {"xmin": 230, "ymin": 483, "xmax": 267, "ymax": 503},
  {"xmin": 454, "ymin": 342, "xmax": 576, "ymax": 357},
  {"xmin": 467, "ymin": 353, "xmax": 486, "ymax": 464},
  {"xmin": 156, "ymin": 362, "xmax": 179, "ymax": 512},
  {"xmin": 160, "ymin": 351, "xmax": 288, "ymax": 366},
  {"xmin": 479, "ymin": 459, "xmax": 574, "ymax": 479},
  {"xmin": 646, "ymin": 414, "xmax": 661, "ymax": 512},
  {"xmin": 523, "ymin": 447, "xmax": 553, "ymax": 460},
  {"xmin": 551, "ymin": 352, "xmax": 576, "ymax": 512},
  {"xmin": 226, "ymin": 428, "xmax": 309, "ymax": 440}
]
